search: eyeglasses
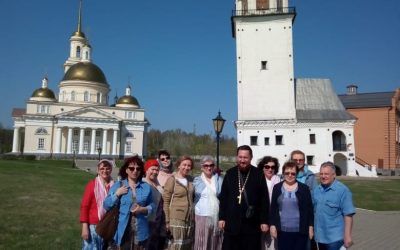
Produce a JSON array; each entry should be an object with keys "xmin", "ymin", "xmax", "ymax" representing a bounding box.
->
[
  {"xmin": 203, "ymin": 164, "xmax": 215, "ymax": 168},
  {"xmin": 264, "ymin": 165, "xmax": 275, "ymax": 170},
  {"xmin": 127, "ymin": 167, "xmax": 141, "ymax": 172},
  {"xmin": 160, "ymin": 156, "xmax": 170, "ymax": 161},
  {"xmin": 293, "ymin": 159, "xmax": 305, "ymax": 162},
  {"xmin": 284, "ymin": 172, "xmax": 296, "ymax": 176}
]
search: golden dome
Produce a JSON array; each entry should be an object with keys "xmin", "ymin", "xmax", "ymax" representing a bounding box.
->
[
  {"xmin": 62, "ymin": 62, "xmax": 108, "ymax": 85},
  {"xmin": 117, "ymin": 95, "xmax": 139, "ymax": 106},
  {"xmin": 31, "ymin": 88, "xmax": 56, "ymax": 99},
  {"xmin": 71, "ymin": 31, "xmax": 86, "ymax": 38}
]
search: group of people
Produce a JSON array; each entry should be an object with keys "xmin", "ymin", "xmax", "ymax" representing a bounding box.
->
[{"xmin": 80, "ymin": 146, "xmax": 356, "ymax": 250}]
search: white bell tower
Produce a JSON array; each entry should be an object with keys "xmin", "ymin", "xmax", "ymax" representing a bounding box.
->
[{"xmin": 232, "ymin": 0, "xmax": 296, "ymax": 121}]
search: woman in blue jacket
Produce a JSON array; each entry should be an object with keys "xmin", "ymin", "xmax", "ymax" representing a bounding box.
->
[
  {"xmin": 193, "ymin": 156, "xmax": 223, "ymax": 250},
  {"xmin": 104, "ymin": 156, "xmax": 154, "ymax": 249}
]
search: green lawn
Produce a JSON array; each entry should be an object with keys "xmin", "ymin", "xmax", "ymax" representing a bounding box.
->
[
  {"xmin": 0, "ymin": 159, "xmax": 93, "ymax": 249},
  {"xmin": 340, "ymin": 177, "xmax": 400, "ymax": 211},
  {"xmin": 0, "ymin": 160, "xmax": 399, "ymax": 249}
]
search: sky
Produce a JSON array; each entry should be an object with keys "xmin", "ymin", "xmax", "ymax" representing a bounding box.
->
[{"xmin": 0, "ymin": 0, "xmax": 399, "ymax": 138}]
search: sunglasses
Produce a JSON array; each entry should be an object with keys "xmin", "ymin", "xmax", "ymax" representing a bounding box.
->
[
  {"xmin": 160, "ymin": 156, "xmax": 170, "ymax": 161},
  {"xmin": 264, "ymin": 165, "xmax": 275, "ymax": 170},
  {"xmin": 284, "ymin": 172, "xmax": 296, "ymax": 176},
  {"xmin": 127, "ymin": 167, "xmax": 141, "ymax": 172},
  {"xmin": 203, "ymin": 164, "xmax": 215, "ymax": 168}
]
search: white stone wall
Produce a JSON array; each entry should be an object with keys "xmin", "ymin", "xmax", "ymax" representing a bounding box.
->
[{"xmin": 235, "ymin": 15, "xmax": 296, "ymax": 120}]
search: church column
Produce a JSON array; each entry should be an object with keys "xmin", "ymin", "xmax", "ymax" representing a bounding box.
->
[
  {"xmin": 12, "ymin": 127, "xmax": 20, "ymax": 153},
  {"xmin": 67, "ymin": 128, "xmax": 73, "ymax": 154},
  {"xmin": 78, "ymin": 128, "xmax": 84, "ymax": 154},
  {"xmin": 112, "ymin": 129, "xmax": 118, "ymax": 155},
  {"xmin": 90, "ymin": 129, "xmax": 96, "ymax": 154},
  {"xmin": 54, "ymin": 127, "xmax": 62, "ymax": 154},
  {"xmin": 102, "ymin": 129, "xmax": 108, "ymax": 155}
]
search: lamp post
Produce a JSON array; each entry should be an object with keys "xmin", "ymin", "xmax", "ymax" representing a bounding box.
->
[
  {"xmin": 213, "ymin": 111, "xmax": 226, "ymax": 172},
  {"xmin": 97, "ymin": 147, "xmax": 102, "ymax": 161}
]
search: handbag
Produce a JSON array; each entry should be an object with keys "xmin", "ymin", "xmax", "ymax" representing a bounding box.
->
[
  {"xmin": 243, "ymin": 189, "xmax": 254, "ymax": 219},
  {"xmin": 95, "ymin": 181, "xmax": 122, "ymax": 240}
]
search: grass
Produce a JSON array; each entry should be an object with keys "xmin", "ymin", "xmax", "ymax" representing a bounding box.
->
[
  {"xmin": 339, "ymin": 177, "xmax": 400, "ymax": 211},
  {"xmin": 0, "ymin": 159, "xmax": 94, "ymax": 249},
  {"xmin": 0, "ymin": 160, "xmax": 399, "ymax": 249}
]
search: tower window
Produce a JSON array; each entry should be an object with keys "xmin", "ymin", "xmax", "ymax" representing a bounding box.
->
[
  {"xmin": 71, "ymin": 91, "xmax": 76, "ymax": 101},
  {"xmin": 309, "ymin": 134, "xmax": 316, "ymax": 144},
  {"xmin": 76, "ymin": 46, "xmax": 81, "ymax": 58},
  {"xmin": 261, "ymin": 61, "xmax": 268, "ymax": 70},
  {"xmin": 306, "ymin": 155, "xmax": 315, "ymax": 165},
  {"xmin": 250, "ymin": 136, "xmax": 258, "ymax": 146},
  {"xmin": 275, "ymin": 135, "xmax": 283, "ymax": 145},
  {"xmin": 84, "ymin": 91, "xmax": 89, "ymax": 102},
  {"xmin": 97, "ymin": 92, "xmax": 101, "ymax": 103}
]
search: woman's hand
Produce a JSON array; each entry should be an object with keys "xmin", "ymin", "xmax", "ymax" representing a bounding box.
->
[
  {"xmin": 309, "ymin": 226, "xmax": 314, "ymax": 240},
  {"xmin": 270, "ymin": 225, "xmax": 277, "ymax": 239},
  {"xmin": 131, "ymin": 204, "xmax": 148, "ymax": 215},
  {"xmin": 115, "ymin": 185, "xmax": 129, "ymax": 197},
  {"xmin": 81, "ymin": 223, "xmax": 89, "ymax": 240}
]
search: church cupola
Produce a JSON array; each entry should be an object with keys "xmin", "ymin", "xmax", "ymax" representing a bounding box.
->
[
  {"xmin": 116, "ymin": 85, "xmax": 140, "ymax": 108},
  {"xmin": 30, "ymin": 76, "xmax": 56, "ymax": 102},
  {"xmin": 64, "ymin": 0, "xmax": 92, "ymax": 72}
]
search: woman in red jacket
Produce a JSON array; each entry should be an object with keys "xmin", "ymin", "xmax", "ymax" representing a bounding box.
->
[{"xmin": 80, "ymin": 159, "xmax": 114, "ymax": 250}]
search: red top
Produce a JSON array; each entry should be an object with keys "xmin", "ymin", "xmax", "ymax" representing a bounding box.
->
[{"xmin": 80, "ymin": 179, "xmax": 101, "ymax": 224}]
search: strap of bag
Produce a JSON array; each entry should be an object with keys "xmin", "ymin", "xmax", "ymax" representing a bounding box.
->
[{"xmin": 169, "ymin": 176, "xmax": 176, "ymax": 208}]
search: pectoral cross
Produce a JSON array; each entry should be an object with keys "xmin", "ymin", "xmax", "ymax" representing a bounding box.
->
[{"xmin": 237, "ymin": 192, "xmax": 242, "ymax": 204}]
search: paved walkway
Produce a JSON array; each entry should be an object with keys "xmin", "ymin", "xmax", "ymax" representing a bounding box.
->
[
  {"xmin": 352, "ymin": 209, "xmax": 400, "ymax": 250},
  {"xmin": 75, "ymin": 162, "xmax": 400, "ymax": 249}
]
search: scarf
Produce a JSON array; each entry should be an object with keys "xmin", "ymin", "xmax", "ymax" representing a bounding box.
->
[
  {"xmin": 94, "ymin": 176, "xmax": 114, "ymax": 220},
  {"xmin": 201, "ymin": 173, "xmax": 219, "ymax": 235}
]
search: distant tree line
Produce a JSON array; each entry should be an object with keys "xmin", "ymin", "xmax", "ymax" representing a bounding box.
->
[
  {"xmin": 146, "ymin": 129, "xmax": 237, "ymax": 158},
  {"xmin": 0, "ymin": 125, "xmax": 13, "ymax": 154},
  {"xmin": 0, "ymin": 125, "xmax": 238, "ymax": 159}
]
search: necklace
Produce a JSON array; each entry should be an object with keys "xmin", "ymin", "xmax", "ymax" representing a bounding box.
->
[{"xmin": 237, "ymin": 166, "xmax": 251, "ymax": 204}]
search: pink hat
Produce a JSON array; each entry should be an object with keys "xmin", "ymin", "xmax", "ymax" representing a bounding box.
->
[{"xmin": 144, "ymin": 159, "xmax": 159, "ymax": 172}]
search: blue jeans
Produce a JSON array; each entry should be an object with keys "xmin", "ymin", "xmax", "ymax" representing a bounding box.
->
[
  {"xmin": 317, "ymin": 240, "xmax": 344, "ymax": 250},
  {"xmin": 82, "ymin": 224, "xmax": 104, "ymax": 250}
]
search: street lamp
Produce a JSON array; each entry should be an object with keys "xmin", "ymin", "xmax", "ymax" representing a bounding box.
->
[
  {"xmin": 97, "ymin": 147, "xmax": 102, "ymax": 161},
  {"xmin": 213, "ymin": 111, "xmax": 226, "ymax": 172}
]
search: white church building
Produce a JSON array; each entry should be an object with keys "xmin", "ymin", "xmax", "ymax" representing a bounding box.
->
[
  {"xmin": 11, "ymin": 2, "xmax": 149, "ymax": 159},
  {"xmin": 232, "ymin": 0, "xmax": 357, "ymax": 175}
]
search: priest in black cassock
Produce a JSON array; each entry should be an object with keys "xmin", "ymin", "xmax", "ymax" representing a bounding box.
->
[{"xmin": 218, "ymin": 145, "xmax": 269, "ymax": 250}]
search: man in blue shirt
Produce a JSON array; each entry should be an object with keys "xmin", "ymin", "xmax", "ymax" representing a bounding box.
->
[
  {"xmin": 291, "ymin": 150, "xmax": 317, "ymax": 191},
  {"xmin": 313, "ymin": 161, "xmax": 355, "ymax": 250}
]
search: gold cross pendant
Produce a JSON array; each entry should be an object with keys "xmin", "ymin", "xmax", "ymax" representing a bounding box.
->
[{"xmin": 237, "ymin": 193, "xmax": 242, "ymax": 204}]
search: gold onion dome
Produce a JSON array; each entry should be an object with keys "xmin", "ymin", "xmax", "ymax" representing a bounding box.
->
[
  {"xmin": 31, "ymin": 88, "xmax": 56, "ymax": 99},
  {"xmin": 117, "ymin": 95, "xmax": 139, "ymax": 106},
  {"xmin": 62, "ymin": 62, "xmax": 108, "ymax": 85}
]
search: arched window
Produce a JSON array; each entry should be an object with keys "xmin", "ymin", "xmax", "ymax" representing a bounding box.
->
[
  {"xmin": 76, "ymin": 46, "xmax": 81, "ymax": 58},
  {"xmin": 84, "ymin": 91, "xmax": 89, "ymax": 102},
  {"xmin": 96, "ymin": 92, "xmax": 101, "ymax": 103},
  {"xmin": 332, "ymin": 131, "xmax": 347, "ymax": 151},
  {"xmin": 85, "ymin": 51, "xmax": 89, "ymax": 60},
  {"xmin": 71, "ymin": 91, "xmax": 76, "ymax": 101}
]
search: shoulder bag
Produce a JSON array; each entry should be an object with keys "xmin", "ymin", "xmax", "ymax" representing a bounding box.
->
[{"xmin": 95, "ymin": 181, "xmax": 122, "ymax": 241}]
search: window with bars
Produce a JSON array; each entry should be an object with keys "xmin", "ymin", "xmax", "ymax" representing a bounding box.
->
[{"xmin": 38, "ymin": 138, "xmax": 45, "ymax": 150}]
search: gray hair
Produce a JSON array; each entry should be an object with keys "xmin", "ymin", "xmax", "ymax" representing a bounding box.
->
[
  {"xmin": 201, "ymin": 155, "xmax": 215, "ymax": 165},
  {"xmin": 320, "ymin": 161, "xmax": 336, "ymax": 173}
]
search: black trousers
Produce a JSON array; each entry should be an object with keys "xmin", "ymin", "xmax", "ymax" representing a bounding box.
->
[{"xmin": 222, "ymin": 232, "xmax": 261, "ymax": 250}]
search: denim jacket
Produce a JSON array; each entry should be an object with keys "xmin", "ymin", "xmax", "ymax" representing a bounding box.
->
[{"xmin": 103, "ymin": 179, "xmax": 154, "ymax": 245}]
